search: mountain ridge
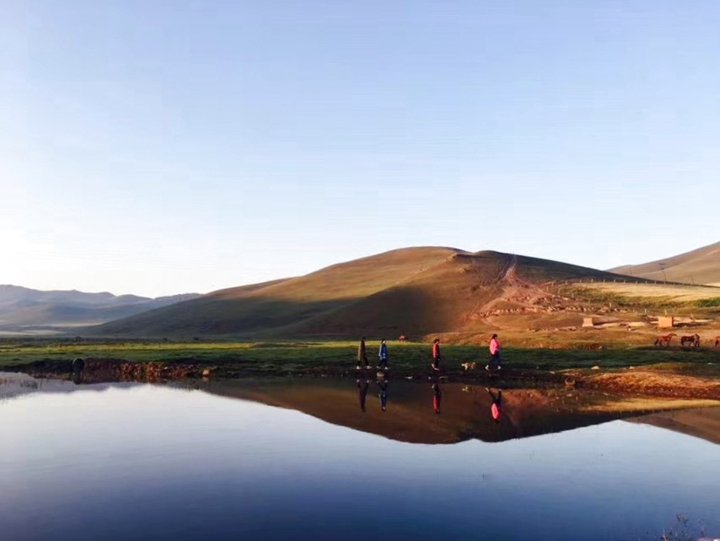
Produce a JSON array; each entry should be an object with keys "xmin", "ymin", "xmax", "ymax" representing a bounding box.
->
[
  {"xmin": 0, "ymin": 285, "xmax": 200, "ymax": 333},
  {"xmin": 91, "ymin": 246, "xmax": 642, "ymax": 338},
  {"xmin": 611, "ymin": 241, "xmax": 720, "ymax": 285}
]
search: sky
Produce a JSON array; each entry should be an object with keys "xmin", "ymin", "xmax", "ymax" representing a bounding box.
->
[{"xmin": 2, "ymin": 1, "xmax": 719, "ymax": 297}]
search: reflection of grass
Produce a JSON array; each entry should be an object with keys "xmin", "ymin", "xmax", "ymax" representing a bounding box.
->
[
  {"xmin": 1, "ymin": 339, "xmax": 719, "ymax": 373},
  {"xmin": 580, "ymin": 397, "xmax": 720, "ymax": 413}
]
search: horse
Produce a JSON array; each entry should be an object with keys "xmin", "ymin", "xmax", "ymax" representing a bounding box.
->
[
  {"xmin": 654, "ymin": 333, "xmax": 676, "ymax": 347},
  {"xmin": 680, "ymin": 334, "xmax": 700, "ymax": 349},
  {"xmin": 715, "ymin": 336, "xmax": 720, "ymax": 348}
]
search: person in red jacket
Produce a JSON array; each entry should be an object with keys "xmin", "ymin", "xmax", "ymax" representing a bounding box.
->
[
  {"xmin": 431, "ymin": 338, "xmax": 442, "ymax": 371},
  {"xmin": 486, "ymin": 334, "xmax": 502, "ymax": 371}
]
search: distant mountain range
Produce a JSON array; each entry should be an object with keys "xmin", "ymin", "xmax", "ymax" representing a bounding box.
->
[
  {"xmin": 612, "ymin": 241, "xmax": 720, "ymax": 286},
  {"xmin": 0, "ymin": 285, "xmax": 200, "ymax": 333},
  {"xmin": 91, "ymin": 247, "xmax": 637, "ymax": 338}
]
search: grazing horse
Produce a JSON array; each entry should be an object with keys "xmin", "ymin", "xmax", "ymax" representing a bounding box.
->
[
  {"xmin": 680, "ymin": 334, "xmax": 701, "ymax": 349},
  {"xmin": 654, "ymin": 333, "xmax": 676, "ymax": 347}
]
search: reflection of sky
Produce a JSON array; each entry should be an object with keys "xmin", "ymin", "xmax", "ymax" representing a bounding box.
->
[{"xmin": 2, "ymin": 385, "xmax": 719, "ymax": 541}]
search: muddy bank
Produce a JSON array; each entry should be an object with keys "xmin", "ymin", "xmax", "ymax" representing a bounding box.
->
[
  {"xmin": 577, "ymin": 369, "xmax": 720, "ymax": 400},
  {"xmin": 8, "ymin": 357, "xmax": 720, "ymax": 401}
]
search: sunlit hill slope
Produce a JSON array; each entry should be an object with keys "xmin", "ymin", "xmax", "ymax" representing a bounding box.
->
[
  {"xmin": 92, "ymin": 247, "xmax": 635, "ymax": 338},
  {"xmin": 612, "ymin": 241, "xmax": 720, "ymax": 286}
]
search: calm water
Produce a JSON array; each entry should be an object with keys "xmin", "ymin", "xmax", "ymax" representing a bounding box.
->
[{"xmin": 1, "ymin": 374, "xmax": 719, "ymax": 541}]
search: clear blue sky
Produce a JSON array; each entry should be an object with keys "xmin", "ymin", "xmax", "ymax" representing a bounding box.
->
[{"xmin": 2, "ymin": 1, "xmax": 719, "ymax": 297}]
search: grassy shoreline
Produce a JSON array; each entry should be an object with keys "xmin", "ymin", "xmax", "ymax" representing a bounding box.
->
[{"xmin": 2, "ymin": 338, "xmax": 719, "ymax": 372}]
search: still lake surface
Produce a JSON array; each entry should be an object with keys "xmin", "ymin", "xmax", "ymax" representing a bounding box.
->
[{"xmin": 1, "ymin": 373, "xmax": 719, "ymax": 541}]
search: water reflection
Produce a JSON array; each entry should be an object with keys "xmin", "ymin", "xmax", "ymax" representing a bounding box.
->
[
  {"xmin": 356, "ymin": 379, "xmax": 369, "ymax": 412},
  {"xmin": 377, "ymin": 377, "xmax": 388, "ymax": 413},
  {"xmin": 432, "ymin": 383, "xmax": 441, "ymax": 414},
  {"xmin": 1, "ymin": 374, "xmax": 719, "ymax": 541},
  {"xmin": 3, "ymin": 373, "xmax": 720, "ymax": 447},
  {"xmin": 487, "ymin": 387, "xmax": 502, "ymax": 423}
]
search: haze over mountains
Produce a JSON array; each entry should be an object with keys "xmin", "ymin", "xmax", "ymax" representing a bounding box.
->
[
  {"xmin": 612, "ymin": 241, "xmax": 720, "ymax": 286},
  {"xmin": 93, "ymin": 247, "xmax": 637, "ymax": 339},
  {"xmin": 0, "ymin": 285, "xmax": 199, "ymax": 334}
]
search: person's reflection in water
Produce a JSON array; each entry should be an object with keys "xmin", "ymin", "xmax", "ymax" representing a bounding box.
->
[
  {"xmin": 356, "ymin": 379, "xmax": 370, "ymax": 412},
  {"xmin": 486, "ymin": 387, "xmax": 502, "ymax": 423},
  {"xmin": 377, "ymin": 375, "xmax": 388, "ymax": 412},
  {"xmin": 432, "ymin": 383, "xmax": 442, "ymax": 414},
  {"xmin": 71, "ymin": 358, "xmax": 85, "ymax": 384}
]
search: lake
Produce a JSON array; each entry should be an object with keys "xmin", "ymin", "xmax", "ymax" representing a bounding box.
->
[{"xmin": 1, "ymin": 373, "xmax": 719, "ymax": 541}]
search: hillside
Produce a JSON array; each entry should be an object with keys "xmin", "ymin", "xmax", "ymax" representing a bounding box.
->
[
  {"xmin": 0, "ymin": 285, "xmax": 200, "ymax": 334},
  {"xmin": 612, "ymin": 241, "xmax": 720, "ymax": 285},
  {"xmin": 92, "ymin": 247, "xmax": 635, "ymax": 339}
]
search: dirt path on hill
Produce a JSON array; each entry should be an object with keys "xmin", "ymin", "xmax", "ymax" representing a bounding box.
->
[{"xmin": 472, "ymin": 254, "xmax": 559, "ymax": 317}]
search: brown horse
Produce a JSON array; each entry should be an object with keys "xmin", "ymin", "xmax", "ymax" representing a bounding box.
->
[
  {"xmin": 715, "ymin": 336, "xmax": 720, "ymax": 348},
  {"xmin": 654, "ymin": 333, "xmax": 676, "ymax": 347},
  {"xmin": 680, "ymin": 334, "xmax": 700, "ymax": 349}
]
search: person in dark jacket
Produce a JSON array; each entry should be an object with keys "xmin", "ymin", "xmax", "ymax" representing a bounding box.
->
[
  {"xmin": 378, "ymin": 339, "xmax": 389, "ymax": 370},
  {"xmin": 357, "ymin": 337, "xmax": 369, "ymax": 369}
]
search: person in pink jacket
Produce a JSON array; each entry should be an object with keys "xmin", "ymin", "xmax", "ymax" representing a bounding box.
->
[{"xmin": 486, "ymin": 334, "xmax": 502, "ymax": 371}]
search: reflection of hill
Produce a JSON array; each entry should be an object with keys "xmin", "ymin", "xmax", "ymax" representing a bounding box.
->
[
  {"xmin": 0, "ymin": 372, "xmax": 129, "ymax": 402},
  {"xmin": 630, "ymin": 408, "xmax": 720, "ymax": 445},
  {"xmin": 199, "ymin": 379, "xmax": 625, "ymax": 444}
]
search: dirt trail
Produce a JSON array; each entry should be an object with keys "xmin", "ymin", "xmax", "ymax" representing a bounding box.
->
[{"xmin": 473, "ymin": 254, "xmax": 560, "ymax": 317}]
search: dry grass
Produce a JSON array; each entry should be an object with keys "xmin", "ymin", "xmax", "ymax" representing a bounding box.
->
[{"xmin": 577, "ymin": 282, "xmax": 720, "ymax": 302}]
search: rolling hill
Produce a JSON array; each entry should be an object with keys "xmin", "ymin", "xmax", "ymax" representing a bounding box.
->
[
  {"xmin": 92, "ymin": 247, "xmax": 638, "ymax": 339},
  {"xmin": 0, "ymin": 285, "xmax": 200, "ymax": 334},
  {"xmin": 612, "ymin": 241, "xmax": 720, "ymax": 285}
]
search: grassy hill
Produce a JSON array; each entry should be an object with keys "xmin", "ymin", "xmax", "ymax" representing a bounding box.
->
[
  {"xmin": 612, "ymin": 241, "xmax": 720, "ymax": 285},
  {"xmin": 91, "ymin": 247, "xmax": 636, "ymax": 339}
]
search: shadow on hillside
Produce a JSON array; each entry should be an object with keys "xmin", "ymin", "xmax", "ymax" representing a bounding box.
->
[{"xmin": 92, "ymin": 285, "xmax": 457, "ymax": 339}]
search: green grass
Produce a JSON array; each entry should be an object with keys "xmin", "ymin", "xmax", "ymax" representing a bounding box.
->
[{"xmin": 1, "ymin": 338, "xmax": 718, "ymax": 374}]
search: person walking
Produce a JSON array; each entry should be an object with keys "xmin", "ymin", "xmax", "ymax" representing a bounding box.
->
[
  {"xmin": 378, "ymin": 339, "xmax": 389, "ymax": 370},
  {"xmin": 357, "ymin": 337, "xmax": 369, "ymax": 369},
  {"xmin": 431, "ymin": 338, "xmax": 442, "ymax": 371},
  {"xmin": 486, "ymin": 334, "xmax": 502, "ymax": 371}
]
